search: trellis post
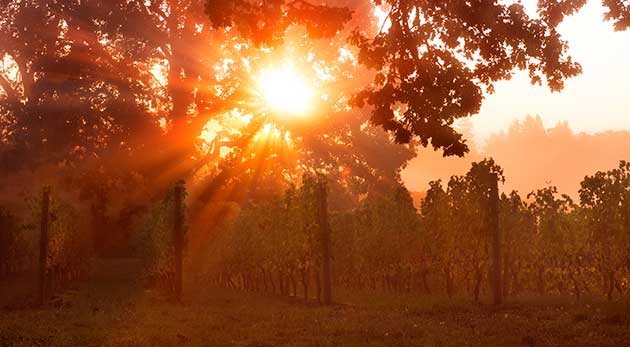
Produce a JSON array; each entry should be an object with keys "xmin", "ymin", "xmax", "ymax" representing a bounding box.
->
[
  {"xmin": 38, "ymin": 186, "xmax": 50, "ymax": 306},
  {"xmin": 173, "ymin": 180, "xmax": 185, "ymax": 301},
  {"xmin": 317, "ymin": 176, "xmax": 332, "ymax": 305},
  {"xmin": 490, "ymin": 173, "xmax": 502, "ymax": 305}
]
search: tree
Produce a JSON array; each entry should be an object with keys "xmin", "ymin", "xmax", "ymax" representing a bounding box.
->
[
  {"xmin": 0, "ymin": 206, "xmax": 31, "ymax": 278},
  {"xmin": 349, "ymin": 0, "xmax": 629, "ymax": 154},
  {"xmin": 0, "ymin": 1, "xmax": 165, "ymax": 172},
  {"xmin": 1, "ymin": 1, "xmax": 419, "ymax": 260},
  {"xmin": 602, "ymin": 0, "xmax": 630, "ymax": 30},
  {"xmin": 2, "ymin": 0, "xmax": 630, "ymax": 174}
]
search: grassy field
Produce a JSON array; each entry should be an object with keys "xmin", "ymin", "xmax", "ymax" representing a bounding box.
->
[{"xmin": 1, "ymin": 259, "xmax": 629, "ymax": 346}]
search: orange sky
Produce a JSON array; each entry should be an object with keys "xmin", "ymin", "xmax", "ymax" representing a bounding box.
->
[{"xmin": 403, "ymin": 1, "xmax": 630, "ymax": 196}]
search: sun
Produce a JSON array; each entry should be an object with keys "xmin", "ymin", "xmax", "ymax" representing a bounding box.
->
[{"xmin": 258, "ymin": 65, "xmax": 313, "ymax": 115}]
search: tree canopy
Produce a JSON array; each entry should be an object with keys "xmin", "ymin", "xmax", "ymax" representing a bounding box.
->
[{"xmin": 0, "ymin": 0, "xmax": 628, "ymax": 204}]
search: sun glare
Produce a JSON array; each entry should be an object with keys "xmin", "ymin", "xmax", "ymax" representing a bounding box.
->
[{"xmin": 258, "ymin": 65, "xmax": 313, "ymax": 115}]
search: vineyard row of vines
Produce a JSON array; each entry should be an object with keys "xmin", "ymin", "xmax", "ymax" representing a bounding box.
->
[
  {"xmin": 0, "ymin": 182, "xmax": 186, "ymax": 304},
  {"xmin": 2, "ymin": 160, "xmax": 630, "ymax": 304},
  {"xmin": 205, "ymin": 161, "xmax": 630, "ymax": 302}
]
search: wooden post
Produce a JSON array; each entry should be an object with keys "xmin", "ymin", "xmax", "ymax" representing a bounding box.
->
[
  {"xmin": 38, "ymin": 186, "xmax": 50, "ymax": 306},
  {"xmin": 490, "ymin": 173, "xmax": 502, "ymax": 305},
  {"xmin": 173, "ymin": 180, "xmax": 185, "ymax": 301},
  {"xmin": 317, "ymin": 176, "xmax": 332, "ymax": 305}
]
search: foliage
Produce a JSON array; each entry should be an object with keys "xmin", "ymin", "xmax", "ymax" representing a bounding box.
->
[
  {"xmin": 206, "ymin": 174, "xmax": 324, "ymax": 298},
  {"xmin": 0, "ymin": 206, "xmax": 32, "ymax": 278},
  {"xmin": 349, "ymin": 0, "xmax": 628, "ymax": 153},
  {"xmin": 205, "ymin": 0, "xmax": 352, "ymax": 45},
  {"xmin": 207, "ymin": 160, "xmax": 630, "ymax": 302},
  {"xmin": 1, "ymin": 0, "xmax": 629, "ymax": 305},
  {"xmin": 2, "ymin": 1, "xmax": 626, "ymax": 246},
  {"xmin": 0, "ymin": 0, "xmax": 417, "ymax": 235},
  {"xmin": 0, "ymin": 1, "xmax": 164, "ymax": 171},
  {"xmin": 1, "ymin": 189, "xmax": 92, "ymax": 290},
  {"xmin": 333, "ymin": 184, "xmax": 420, "ymax": 291},
  {"xmin": 203, "ymin": 0, "xmax": 629, "ymax": 154},
  {"xmin": 579, "ymin": 160, "xmax": 630, "ymax": 299},
  {"xmin": 42, "ymin": 194, "xmax": 92, "ymax": 286},
  {"xmin": 140, "ymin": 183, "xmax": 187, "ymax": 293},
  {"xmin": 207, "ymin": 174, "xmax": 421, "ymax": 298},
  {"xmin": 416, "ymin": 160, "xmax": 630, "ymax": 300}
]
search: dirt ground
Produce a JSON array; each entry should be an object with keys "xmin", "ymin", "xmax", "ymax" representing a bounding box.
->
[{"xmin": 1, "ymin": 259, "xmax": 629, "ymax": 346}]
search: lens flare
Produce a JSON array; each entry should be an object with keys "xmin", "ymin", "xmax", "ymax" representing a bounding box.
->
[{"xmin": 258, "ymin": 65, "xmax": 313, "ymax": 115}]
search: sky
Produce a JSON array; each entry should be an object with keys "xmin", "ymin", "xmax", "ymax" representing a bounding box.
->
[
  {"xmin": 402, "ymin": 0, "xmax": 630, "ymax": 195},
  {"xmin": 471, "ymin": 0, "xmax": 630, "ymax": 144}
]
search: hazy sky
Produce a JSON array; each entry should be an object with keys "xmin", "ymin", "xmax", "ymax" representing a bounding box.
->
[
  {"xmin": 471, "ymin": 0, "xmax": 630, "ymax": 144},
  {"xmin": 402, "ymin": 1, "xmax": 630, "ymax": 194}
]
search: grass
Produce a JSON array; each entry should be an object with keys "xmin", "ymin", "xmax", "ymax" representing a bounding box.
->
[{"xmin": 1, "ymin": 259, "xmax": 629, "ymax": 346}]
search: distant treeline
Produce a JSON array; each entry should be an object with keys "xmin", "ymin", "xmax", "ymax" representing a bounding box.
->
[{"xmin": 404, "ymin": 116, "xmax": 630, "ymax": 198}]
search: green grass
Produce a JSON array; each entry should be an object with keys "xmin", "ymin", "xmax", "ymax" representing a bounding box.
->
[{"xmin": 1, "ymin": 260, "xmax": 629, "ymax": 346}]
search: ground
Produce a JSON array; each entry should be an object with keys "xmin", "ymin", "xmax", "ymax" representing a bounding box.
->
[{"xmin": 1, "ymin": 259, "xmax": 629, "ymax": 346}]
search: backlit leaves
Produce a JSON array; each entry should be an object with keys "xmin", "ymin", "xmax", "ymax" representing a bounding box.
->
[
  {"xmin": 351, "ymin": 0, "xmax": 587, "ymax": 155},
  {"xmin": 205, "ymin": 0, "xmax": 352, "ymax": 45}
]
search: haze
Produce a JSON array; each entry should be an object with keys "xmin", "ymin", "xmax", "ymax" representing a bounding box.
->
[{"xmin": 403, "ymin": 0, "xmax": 630, "ymax": 196}]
